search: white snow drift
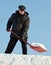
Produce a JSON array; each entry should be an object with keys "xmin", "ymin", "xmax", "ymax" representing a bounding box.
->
[{"xmin": 0, "ymin": 54, "xmax": 51, "ymax": 65}]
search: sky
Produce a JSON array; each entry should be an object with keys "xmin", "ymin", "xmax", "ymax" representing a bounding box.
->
[{"xmin": 0, "ymin": 0, "xmax": 51, "ymax": 56}]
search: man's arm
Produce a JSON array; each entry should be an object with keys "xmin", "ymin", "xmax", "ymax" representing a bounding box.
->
[
  {"xmin": 21, "ymin": 17, "xmax": 30, "ymax": 39},
  {"xmin": 6, "ymin": 13, "xmax": 15, "ymax": 31}
]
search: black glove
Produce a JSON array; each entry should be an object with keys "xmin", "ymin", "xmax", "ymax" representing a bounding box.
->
[
  {"xmin": 22, "ymin": 36, "xmax": 25, "ymax": 40},
  {"xmin": 6, "ymin": 28, "xmax": 10, "ymax": 32},
  {"xmin": 21, "ymin": 33, "xmax": 26, "ymax": 40}
]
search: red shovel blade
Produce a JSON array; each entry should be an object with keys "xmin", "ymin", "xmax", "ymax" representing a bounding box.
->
[{"xmin": 30, "ymin": 45, "xmax": 47, "ymax": 52}]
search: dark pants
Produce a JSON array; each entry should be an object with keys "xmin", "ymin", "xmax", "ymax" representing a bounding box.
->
[{"xmin": 5, "ymin": 38, "xmax": 27, "ymax": 54}]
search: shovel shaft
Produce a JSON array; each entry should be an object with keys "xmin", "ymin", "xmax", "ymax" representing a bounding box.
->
[{"xmin": 9, "ymin": 30, "xmax": 31, "ymax": 46}]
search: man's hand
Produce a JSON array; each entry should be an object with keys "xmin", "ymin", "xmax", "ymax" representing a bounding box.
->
[
  {"xmin": 21, "ymin": 35, "xmax": 25, "ymax": 40},
  {"xmin": 22, "ymin": 37, "xmax": 24, "ymax": 40},
  {"xmin": 6, "ymin": 28, "xmax": 10, "ymax": 32}
]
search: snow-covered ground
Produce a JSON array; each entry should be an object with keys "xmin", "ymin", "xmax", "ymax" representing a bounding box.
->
[{"xmin": 0, "ymin": 54, "xmax": 51, "ymax": 65}]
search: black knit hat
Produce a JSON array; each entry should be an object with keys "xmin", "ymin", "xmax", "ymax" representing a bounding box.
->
[{"xmin": 18, "ymin": 5, "xmax": 26, "ymax": 10}]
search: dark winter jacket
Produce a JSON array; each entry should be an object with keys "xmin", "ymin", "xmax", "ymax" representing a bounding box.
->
[{"xmin": 6, "ymin": 10, "xmax": 30, "ymax": 39}]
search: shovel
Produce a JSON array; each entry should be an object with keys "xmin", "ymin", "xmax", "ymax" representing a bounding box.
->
[{"xmin": 9, "ymin": 29, "xmax": 47, "ymax": 53}]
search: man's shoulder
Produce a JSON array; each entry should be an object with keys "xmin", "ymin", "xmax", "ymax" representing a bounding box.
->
[
  {"xmin": 25, "ymin": 11, "xmax": 29, "ymax": 15},
  {"xmin": 11, "ymin": 11, "xmax": 18, "ymax": 18},
  {"xmin": 12, "ymin": 12, "xmax": 17, "ymax": 16},
  {"xmin": 25, "ymin": 12, "xmax": 30, "ymax": 20}
]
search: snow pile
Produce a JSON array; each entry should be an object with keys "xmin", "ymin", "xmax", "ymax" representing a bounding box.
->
[{"xmin": 0, "ymin": 54, "xmax": 51, "ymax": 65}]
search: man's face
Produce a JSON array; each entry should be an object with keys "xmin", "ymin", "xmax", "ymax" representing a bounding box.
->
[{"xmin": 19, "ymin": 9, "xmax": 25, "ymax": 15}]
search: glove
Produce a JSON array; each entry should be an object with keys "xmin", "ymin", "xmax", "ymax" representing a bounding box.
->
[
  {"xmin": 6, "ymin": 28, "xmax": 10, "ymax": 32},
  {"xmin": 22, "ymin": 36, "xmax": 25, "ymax": 40},
  {"xmin": 21, "ymin": 34, "xmax": 25, "ymax": 40}
]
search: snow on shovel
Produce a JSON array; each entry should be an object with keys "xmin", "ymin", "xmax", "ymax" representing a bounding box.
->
[
  {"xmin": 9, "ymin": 30, "xmax": 47, "ymax": 53},
  {"xmin": 30, "ymin": 42, "xmax": 47, "ymax": 52}
]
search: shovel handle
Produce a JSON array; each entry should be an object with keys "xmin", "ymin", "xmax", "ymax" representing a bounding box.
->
[{"xmin": 9, "ymin": 29, "xmax": 30, "ymax": 46}]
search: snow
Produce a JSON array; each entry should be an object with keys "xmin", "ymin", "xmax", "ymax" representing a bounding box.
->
[
  {"xmin": 31, "ymin": 42, "xmax": 47, "ymax": 50},
  {"xmin": 0, "ymin": 53, "xmax": 51, "ymax": 65}
]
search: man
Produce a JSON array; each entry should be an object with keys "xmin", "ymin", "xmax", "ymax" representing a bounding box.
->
[{"xmin": 5, "ymin": 5, "xmax": 30, "ymax": 54}]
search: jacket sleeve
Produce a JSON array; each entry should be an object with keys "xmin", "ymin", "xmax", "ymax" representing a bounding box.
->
[
  {"xmin": 6, "ymin": 13, "xmax": 15, "ymax": 30},
  {"xmin": 21, "ymin": 17, "xmax": 30, "ymax": 39}
]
